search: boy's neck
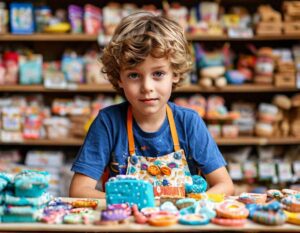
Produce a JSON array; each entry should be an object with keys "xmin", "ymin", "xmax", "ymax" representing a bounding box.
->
[{"xmin": 131, "ymin": 107, "xmax": 167, "ymax": 133}]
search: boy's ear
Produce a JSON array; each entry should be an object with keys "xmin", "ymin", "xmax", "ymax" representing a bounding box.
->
[
  {"xmin": 118, "ymin": 79, "xmax": 123, "ymax": 88},
  {"xmin": 172, "ymin": 74, "xmax": 180, "ymax": 83}
]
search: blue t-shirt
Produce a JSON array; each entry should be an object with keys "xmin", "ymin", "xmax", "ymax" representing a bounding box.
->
[{"xmin": 71, "ymin": 101, "xmax": 226, "ymax": 181}]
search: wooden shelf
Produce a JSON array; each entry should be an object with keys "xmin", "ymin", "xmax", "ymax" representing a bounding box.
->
[
  {"xmin": 0, "ymin": 84, "xmax": 115, "ymax": 93},
  {"xmin": 0, "ymin": 33, "xmax": 299, "ymax": 42},
  {"xmin": 186, "ymin": 34, "xmax": 300, "ymax": 41},
  {"xmin": 0, "ymin": 138, "xmax": 83, "ymax": 146},
  {"xmin": 215, "ymin": 137, "xmax": 300, "ymax": 145},
  {"xmin": 175, "ymin": 84, "xmax": 299, "ymax": 93},
  {"xmin": 0, "ymin": 84, "xmax": 298, "ymax": 93},
  {"xmin": 1, "ymin": 137, "xmax": 300, "ymax": 146},
  {"xmin": 0, "ymin": 33, "xmax": 98, "ymax": 41}
]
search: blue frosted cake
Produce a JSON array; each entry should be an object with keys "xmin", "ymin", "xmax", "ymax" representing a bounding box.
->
[
  {"xmin": 14, "ymin": 170, "xmax": 49, "ymax": 197},
  {"xmin": 105, "ymin": 175, "xmax": 155, "ymax": 209}
]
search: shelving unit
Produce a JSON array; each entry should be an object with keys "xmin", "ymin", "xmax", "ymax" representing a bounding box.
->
[
  {"xmin": 1, "ymin": 33, "xmax": 300, "ymax": 42},
  {"xmin": 0, "ymin": 0, "xmax": 300, "ymax": 186},
  {"xmin": 1, "ymin": 137, "xmax": 300, "ymax": 146},
  {"xmin": 0, "ymin": 84, "xmax": 298, "ymax": 93}
]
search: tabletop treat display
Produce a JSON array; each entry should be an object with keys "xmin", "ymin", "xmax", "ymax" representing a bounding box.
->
[
  {"xmin": 0, "ymin": 170, "xmax": 51, "ymax": 223},
  {"xmin": 105, "ymin": 175, "xmax": 155, "ymax": 210},
  {"xmin": 247, "ymin": 200, "xmax": 287, "ymax": 225}
]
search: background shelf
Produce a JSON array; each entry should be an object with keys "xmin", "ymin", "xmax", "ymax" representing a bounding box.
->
[
  {"xmin": 0, "ymin": 33, "xmax": 299, "ymax": 42},
  {"xmin": 0, "ymin": 84, "xmax": 298, "ymax": 93},
  {"xmin": 2, "ymin": 137, "xmax": 300, "ymax": 146}
]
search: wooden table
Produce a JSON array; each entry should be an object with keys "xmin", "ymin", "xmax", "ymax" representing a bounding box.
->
[
  {"xmin": 0, "ymin": 198, "xmax": 299, "ymax": 232},
  {"xmin": 0, "ymin": 221, "xmax": 299, "ymax": 232}
]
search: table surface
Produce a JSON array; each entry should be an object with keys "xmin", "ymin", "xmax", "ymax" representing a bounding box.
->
[
  {"xmin": 0, "ymin": 198, "xmax": 299, "ymax": 232},
  {"xmin": 0, "ymin": 221, "xmax": 299, "ymax": 232}
]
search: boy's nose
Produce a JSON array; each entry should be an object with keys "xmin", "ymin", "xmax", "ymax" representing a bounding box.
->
[{"xmin": 141, "ymin": 77, "xmax": 153, "ymax": 92}]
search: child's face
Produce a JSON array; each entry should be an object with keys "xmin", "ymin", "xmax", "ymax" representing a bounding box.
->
[{"xmin": 118, "ymin": 55, "xmax": 179, "ymax": 118}]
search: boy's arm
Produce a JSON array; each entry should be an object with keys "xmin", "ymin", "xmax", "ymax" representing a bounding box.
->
[
  {"xmin": 204, "ymin": 167, "xmax": 234, "ymax": 196},
  {"xmin": 69, "ymin": 173, "xmax": 105, "ymax": 198}
]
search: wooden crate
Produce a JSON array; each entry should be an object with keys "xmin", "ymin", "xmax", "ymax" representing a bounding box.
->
[
  {"xmin": 284, "ymin": 22, "xmax": 300, "ymax": 34},
  {"xmin": 274, "ymin": 72, "xmax": 296, "ymax": 87},
  {"xmin": 283, "ymin": 1, "xmax": 300, "ymax": 16},
  {"xmin": 254, "ymin": 75, "xmax": 273, "ymax": 84},
  {"xmin": 256, "ymin": 22, "xmax": 282, "ymax": 35},
  {"xmin": 277, "ymin": 61, "xmax": 296, "ymax": 73}
]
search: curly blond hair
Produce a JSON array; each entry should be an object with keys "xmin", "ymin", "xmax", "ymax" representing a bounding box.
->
[{"xmin": 101, "ymin": 11, "xmax": 192, "ymax": 95}]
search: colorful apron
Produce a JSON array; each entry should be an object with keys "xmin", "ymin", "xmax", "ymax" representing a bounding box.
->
[{"xmin": 126, "ymin": 105, "xmax": 193, "ymax": 198}]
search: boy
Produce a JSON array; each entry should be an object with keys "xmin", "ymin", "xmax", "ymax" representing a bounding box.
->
[{"xmin": 69, "ymin": 11, "xmax": 234, "ymax": 198}]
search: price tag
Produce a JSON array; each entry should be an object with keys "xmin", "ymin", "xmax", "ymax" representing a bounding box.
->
[
  {"xmin": 228, "ymin": 162, "xmax": 243, "ymax": 180},
  {"xmin": 277, "ymin": 162, "xmax": 292, "ymax": 182},
  {"xmin": 259, "ymin": 162, "xmax": 275, "ymax": 180},
  {"xmin": 243, "ymin": 161, "xmax": 257, "ymax": 179},
  {"xmin": 293, "ymin": 161, "xmax": 300, "ymax": 179}
]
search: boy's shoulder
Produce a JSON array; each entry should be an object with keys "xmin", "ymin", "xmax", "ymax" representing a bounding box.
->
[
  {"xmin": 98, "ymin": 101, "xmax": 128, "ymax": 119},
  {"xmin": 169, "ymin": 101, "xmax": 200, "ymax": 120}
]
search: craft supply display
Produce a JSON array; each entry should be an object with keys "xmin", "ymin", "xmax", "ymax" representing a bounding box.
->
[{"xmin": 0, "ymin": 173, "xmax": 299, "ymax": 229}]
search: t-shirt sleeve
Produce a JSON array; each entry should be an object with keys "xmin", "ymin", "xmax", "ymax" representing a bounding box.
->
[
  {"xmin": 189, "ymin": 114, "xmax": 227, "ymax": 175},
  {"xmin": 71, "ymin": 113, "xmax": 111, "ymax": 180}
]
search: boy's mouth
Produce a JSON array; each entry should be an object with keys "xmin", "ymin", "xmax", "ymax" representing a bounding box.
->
[{"xmin": 139, "ymin": 98, "xmax": 158, "ymax": 103}]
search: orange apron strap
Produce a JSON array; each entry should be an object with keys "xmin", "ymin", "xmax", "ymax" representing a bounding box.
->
[
  {"xmin": 127, "ymin": 104, "xmax": 181, "ymax": 156},
  {"xmin": 166, "ymin": 105, "xmax": 180, "ymax": 152},
  {"xmin": 127, "ymin": 105, "xmax": 135, "ymax": 156}
]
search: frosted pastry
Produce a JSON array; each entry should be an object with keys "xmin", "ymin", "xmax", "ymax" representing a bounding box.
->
[
  {"xmin": 14, "ymin": 170, "xmax": 50, "ymax": 197},
  {"xmin": 105, "ymin": 175, "xmax": 155, "ymax": 209}
]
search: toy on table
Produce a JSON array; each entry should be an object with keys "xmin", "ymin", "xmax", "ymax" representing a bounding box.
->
[
  {"xmin": 14, "ymin": 170, "xmax": 49, "ymax": 197},
  {"xmin": 284, "ymin": 211, "xmax": 300, "ymax": 225},
  {"xmin": 267, "ymin": 189, "xmax": 284, "ymax": 200},
  {"xmin": 247, "ymin": 200, "xmax": 287, "ymax": 225},
  {"xmin": 282, "ymin": 194, "xmax": 300, "ymax": 212},
  {"xmin": 105, "ymin": 175, "xmax": 155, "ymax": 210},
  {"xmin": 0, "ymin": 172, "xmax": 13, "ymax": 192},
  {"xmin": 185, "ymin": 175, "xmax": 207, "ymax": 197},
  {"xmin": 63, "ymin": 208, "xmax": 97, "ymax": 224},
  {"xmin": 211, "ymin": 200, "xmax": 249, "ymax": 227},
  {"xmin": 238, "ymin": 192, "xmax": 267, "ymax": 204},
  {"xmin": 147, "ymin": 211, "xmax": 178, "ymax": 227},
  {"xmin": 71, "ymin": 199, "xmax": 98, "ymax": 209}
]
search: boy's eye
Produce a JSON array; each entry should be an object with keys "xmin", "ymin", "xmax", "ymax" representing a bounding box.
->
[
  {"xmin": 153, "ymin": 71, "xmax": 165, "ymax": 78},
  {"xmin": 128, "ymin": 73, "xmax": 140, "ymax": 79}
]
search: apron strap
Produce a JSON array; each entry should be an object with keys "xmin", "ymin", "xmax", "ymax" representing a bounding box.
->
[
  {"xmin": 127, "ymin": 104, "xmax": 180, "ymax": 156},
  {"xmin": 166, "ymin": 105, "xmax": 180, "ymax": 152},
  {"xmin": 127, "ymin": 105, "xmax": 135, "ymax": 156}
]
